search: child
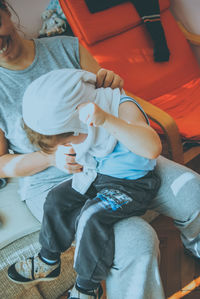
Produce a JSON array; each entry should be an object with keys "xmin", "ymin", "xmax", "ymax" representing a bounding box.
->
[{"xmin": 8, "ymin": 69, "xmax": 162, "ymax": 299}]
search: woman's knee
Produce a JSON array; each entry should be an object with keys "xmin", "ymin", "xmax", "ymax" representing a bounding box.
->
[
  {"xmin": 153, "ymin": 156, "xmax": 200, "ymax": 221},
  {"xmin": 113, "ymin": 217, "xmax": 159, "ymax": 266}
]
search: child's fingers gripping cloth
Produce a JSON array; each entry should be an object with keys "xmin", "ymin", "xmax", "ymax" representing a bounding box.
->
[{"xmin": 55, "ymin": 145, "xmax": 74, "ymax": 173}]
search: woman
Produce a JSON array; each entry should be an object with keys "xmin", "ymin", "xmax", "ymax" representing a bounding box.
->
[{"xmin": 0, "ymin": 1, "xmax": 200, "ymax": 298}]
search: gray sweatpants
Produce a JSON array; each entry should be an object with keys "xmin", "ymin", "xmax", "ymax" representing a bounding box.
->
[
  {"xmin": 39, "ymin": 171, "xmax": 160, "ymax": 288},
  {"xmin": 26, "ymin": 156, "xmax": 200, "ymax": 299}
]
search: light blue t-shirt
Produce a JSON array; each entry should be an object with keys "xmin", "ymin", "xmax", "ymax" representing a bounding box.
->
[{"xmin": 95, "ymin": 96, "xmax": 156, "ymax": 180}]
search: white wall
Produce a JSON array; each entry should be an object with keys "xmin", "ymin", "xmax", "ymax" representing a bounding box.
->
[
  {"xmin": 8, "ymin": 0, "xmax": 50, "ymax": 38},
  {"xmin": 170, "ymin": 0, "xmax": 200, "ymax": 64}
]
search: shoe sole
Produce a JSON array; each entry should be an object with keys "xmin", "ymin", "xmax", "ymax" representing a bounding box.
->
[{"xmin": 7, "ymin": 274, "xmax": 58, "ymax": 285}]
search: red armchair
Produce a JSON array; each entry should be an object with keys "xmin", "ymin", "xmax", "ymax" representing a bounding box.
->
[{"xmin": 59, "ymin": 0, "xmax": 200, "ymax": 164}]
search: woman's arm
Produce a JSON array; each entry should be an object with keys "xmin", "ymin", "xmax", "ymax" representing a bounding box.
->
[
  {"xmin": 78, "ymin": 101, "xmax": 162, "ymax": 159},
  {"xmin": 79, "ymin": 44, "xmax": 124, "ymax": 89},
  {"xmin": 0, "ymin": 129, "xmax": 82, "ymax": 178},
  {"xmin": 0, "ymin": 129, "xmax": 52, "ymax": 178},
  {"xmin": 79, "ymin": 43, "xmax": 100, "ymax": 73}
]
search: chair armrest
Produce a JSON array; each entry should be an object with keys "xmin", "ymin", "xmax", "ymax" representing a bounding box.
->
[
  {"xmin": 125, "ymin": 90, "xmax": 184, "ymax": 164},
  {"xmin": 177, "ymin": 21, "xmax": 200, "ymax": 46}
]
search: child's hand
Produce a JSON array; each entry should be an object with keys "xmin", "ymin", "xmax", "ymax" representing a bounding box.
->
[
  {"xmin": 96, "ymin": 68, "xmax": 124, "ymax": 90},
  {"xmin": 78, "ymin": 103, "xmax": 107, "ymax": 127},
  {"xmin": 51, "ymin": 145, "xmax": 83, "ymax": 174}
]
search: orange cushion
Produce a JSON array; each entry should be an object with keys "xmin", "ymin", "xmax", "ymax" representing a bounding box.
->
[
  {"xmin": 150, "ymin": 78, "xmax": 200, "ymax": 140},
  {"xmin": 84, "ymin": 10, "xmax": 200, "ymax": 100},
  {"xmin": 60, "ymin": 0, "xmax": 170, "ymax": 45}
]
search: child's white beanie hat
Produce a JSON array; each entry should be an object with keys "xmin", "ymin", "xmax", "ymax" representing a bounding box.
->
[{"xmin": 22, "ymin": 68, "xmax": 97, "ymax": 135}]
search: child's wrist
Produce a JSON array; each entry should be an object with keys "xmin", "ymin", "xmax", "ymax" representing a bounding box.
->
[{"xmin": 101, "ymin": 112, "xmax": 110, "ymax": 128}]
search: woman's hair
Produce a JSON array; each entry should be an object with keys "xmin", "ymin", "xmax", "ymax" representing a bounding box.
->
[
  {"xmin": 23, "ymin": 122, "xmax": 73, "ymax": 154},
  {"xmin": 0, "ymin": 1, "xmax": 20, "ymax": 27},
  {"xmin": 0, "ymin": 0, "xmax": 13, "ymax": 13},
  {"xmin": 0, "ymin": 0, "xmax": 7, "ymax": 10}
]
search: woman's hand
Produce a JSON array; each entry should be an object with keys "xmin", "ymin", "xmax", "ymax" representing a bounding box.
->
[
  {"xmin": 48, "ymin": 145, "xmax": 83, "ymax": 174},
  {"xmin": 78, "ymin": 102, "xmax": 107, "ymax": 127},
  {"xmin": 79, "ymin": 45, "xmax": 124, "ymax": 90},
  {"xmin": 96, "ymin": 68, "xmax": 124, "ymax": 90}
]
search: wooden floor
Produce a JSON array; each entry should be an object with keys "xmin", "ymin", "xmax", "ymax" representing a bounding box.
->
[{"xmin": 152, "ymin": 215, "xmax": 200, "ymax": 299}]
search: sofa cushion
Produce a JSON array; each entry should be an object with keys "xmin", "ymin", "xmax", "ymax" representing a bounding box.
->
[
  {"xmin": 60, "ymin": 0, "xmax": 170, "ymax": 45},
  {"xmin": 0, "ymin": 178, "xmax": 41, "ymax": 249}
]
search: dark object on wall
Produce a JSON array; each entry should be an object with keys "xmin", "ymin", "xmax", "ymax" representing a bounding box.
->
[{"xmin": 85, "ymin": 0, "xmax": 170, "ymax": 62}]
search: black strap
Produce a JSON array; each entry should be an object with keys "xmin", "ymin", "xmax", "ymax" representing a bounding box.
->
[
  {"xmin": 85, "ymin": 0, "xmax": 124, "ymax": 13},
  {"xmin": 85, "ymin": 0, "xmax": 160, "ymax": 17},
  {"xmin": 84, "ymin": 0, "xmax": 170, "ymax": 62},
  {"xmin": 68, "ymin": 283, "xmax": 103, "ymax": 298},
  {"xmin": 30, "ymin": 256, "xmax": 35, "ymax": 280},
  {"xmin": 130, "ymin": 0, "xmax": 160, "ymax": 18}
]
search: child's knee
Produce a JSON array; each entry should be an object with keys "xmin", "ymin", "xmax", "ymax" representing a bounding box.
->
[{"xmin": 44, "ymin": 188, "xmax": 63, "ymax": 213}]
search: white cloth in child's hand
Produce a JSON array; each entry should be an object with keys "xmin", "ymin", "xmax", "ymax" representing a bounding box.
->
[
  {"xmin": 78, "ymin": 103, "xmax": 95, "ymax": 126},
  {"xmin": 55, "ymin": 145, "xmax": 72, "ymax": 173}
]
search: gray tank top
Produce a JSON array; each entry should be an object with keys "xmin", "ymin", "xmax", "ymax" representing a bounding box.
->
[{"xmin": 0, "ymin": 36, "xmax": 80, "ymax": 201}]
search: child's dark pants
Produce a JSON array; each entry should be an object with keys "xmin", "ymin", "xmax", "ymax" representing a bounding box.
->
[{"xmin": 39, "ymin": 171, "xmax": 160, "ymax": 286}]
